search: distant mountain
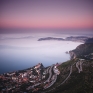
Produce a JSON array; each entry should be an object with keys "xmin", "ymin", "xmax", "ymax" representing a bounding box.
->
[
  {"xmin": 38, "ymin": 37, "xmax": 64, "ymax": 41},
  {"xmin": 65, "ymin": 36, "xmax": 89, "ymax": 42},
  {"xmin": 38, "ymin": 36, "xmax": 92, "ymax": 43}
]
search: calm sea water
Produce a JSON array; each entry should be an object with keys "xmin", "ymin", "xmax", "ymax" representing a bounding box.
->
[{"xmin": 0, "ymin": 33, "xmax": 83, "ymax": 74}]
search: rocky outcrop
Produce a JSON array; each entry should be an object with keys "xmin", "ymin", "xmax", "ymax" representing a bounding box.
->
[{"xmin": 69, "ymin": 51, "xmax": 77, "ymax": 59}]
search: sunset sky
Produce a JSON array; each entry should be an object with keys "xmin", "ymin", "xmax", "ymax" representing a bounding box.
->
[{"xmin": 0, "ymin": 0, "xmax": 93, "ymax": 32}]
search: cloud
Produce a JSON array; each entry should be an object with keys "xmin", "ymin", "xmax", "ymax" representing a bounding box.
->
[
  {"xmin": 0, "ymin": 45, "xmax": 31, "ymax": 49},
  {"xmin": 0, "ymin": 36, "xmax": 34, "ymax": 40}
]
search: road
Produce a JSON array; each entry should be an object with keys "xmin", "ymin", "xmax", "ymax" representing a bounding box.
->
[
  {"xmin": 42, "ymin": 60, "xmax": 84, "ymax": 93},
  {"xmin": 60, "ymin": 65, "xmax": 72, "ymax": 86},
  {"xmin": 44, "ymin": 65, "xmax": 53, "ymax": 83},
  {"xmin": 44, "ymin": 65, "xmax": 57, "ymax": 89},
  {"xmin": 27, "ymin": 65, "xmax": 54, "ymax": 90},
  {"xmin": 76, "ymin": 60, "xmax": 83, "ymax": 73},
  {"xmin": 28, "ymin": 59, "xmax": 84, "ymax": 92}
]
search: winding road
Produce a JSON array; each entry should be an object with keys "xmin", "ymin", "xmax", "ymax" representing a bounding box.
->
[
  {"xmin": 44, "ymin": 65, "xmax": 57, "ymax": 89},
  {"xmin": 41, "ymin": 59, "xmax": 85, "ymax": 93},
  {"xmin": 76, "ymin": 60, "xmax": 83, "ymax": 73}
]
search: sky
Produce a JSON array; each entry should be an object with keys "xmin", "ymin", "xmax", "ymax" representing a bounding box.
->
[{"xmin": 0, "ymin": 0, "xmax": 93, "ymax": 33}]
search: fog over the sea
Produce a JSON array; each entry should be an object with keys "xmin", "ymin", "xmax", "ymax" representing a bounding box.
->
[
  {"xmin": 0, "ymin": 0, "xmax": 93, "ymax": 74},
  {"xmin": 0, "ymin": 32, "xmax": 85, "ymax": 74}
]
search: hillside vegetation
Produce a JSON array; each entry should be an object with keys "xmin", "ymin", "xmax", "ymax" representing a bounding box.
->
[
  {"xmin": 46, "ymin": 59, "xmax": 93, "ymax": 93},
  {"xmin": 70, "ymin": 43, "xmax": 93, "ymax": 59},
  {"xmin": 44, "ymin": 43, "xmax": 93, "ymax": 93}
]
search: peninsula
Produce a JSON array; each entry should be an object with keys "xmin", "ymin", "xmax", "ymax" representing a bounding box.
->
[
  {"xmin": 38, "ymin": 37, "xmax": 64, "ymax": 41},
  {"xmin": 38, "ymin": 36, "xmax": 93, "ymax": 43}
]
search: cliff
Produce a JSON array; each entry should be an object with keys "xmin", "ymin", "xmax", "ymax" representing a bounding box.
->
[{"xmin": 69, "ymin": 43, "xmax": 93, "ymax": 59}]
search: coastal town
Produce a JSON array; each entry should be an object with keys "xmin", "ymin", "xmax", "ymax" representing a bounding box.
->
[
  {"xmin": 0, "ymin": 63, "xmax": 60, "ymax": 93},
  {"xmin": 0, "ymin": 51, "xmax": 93, "ymax": 93},
  {"xmin": 0, "ymin": 52, "xmax": 93, "ymax": 93},
  {"xmin": 0, "ymin": 42, "xmax": 93, "ymax": 93}
]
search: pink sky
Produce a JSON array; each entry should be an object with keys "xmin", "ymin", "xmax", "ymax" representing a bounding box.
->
[{"xmin": 0, "ymin": 0, "xmax": 93, "ymax": 30}]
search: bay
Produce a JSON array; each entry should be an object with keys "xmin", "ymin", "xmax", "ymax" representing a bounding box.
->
[{"xmin": 0, "ymin": 33, "xmax": 83, "ymax": 74}]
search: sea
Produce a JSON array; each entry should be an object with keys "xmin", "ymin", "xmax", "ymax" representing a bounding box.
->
[{"xmin": 0, "ymin": 32, "xmax": 86, "ymax": 74}]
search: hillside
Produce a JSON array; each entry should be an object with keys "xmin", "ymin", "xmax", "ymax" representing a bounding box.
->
[
  {"xmin": 69, "ymin": 43, "xmax": 93, "ymax": 59},
  {"xmin": 41, "ymin": 43, "xmax": 93, "ymax": 93},
  {"xmin": 46, "ymin": 59, "xmax": 93, "ymax": 93}
]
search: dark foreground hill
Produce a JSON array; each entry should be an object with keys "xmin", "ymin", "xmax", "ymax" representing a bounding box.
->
[
  {"xmin": 42, "ymin": 43, "xmax": 93, "ymax": 93},
  {"xmin": 45, "ymin": 59, "xmax": 93, "ymax": 93}
]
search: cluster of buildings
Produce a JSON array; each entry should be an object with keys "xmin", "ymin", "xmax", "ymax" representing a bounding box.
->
[
  {"xmin": 0, "ymin": 63, "xmax": 47, "ymax": 93},
  {"xmin": 0, "ymin": 63, "xmax": 60, "ymax": 93}
]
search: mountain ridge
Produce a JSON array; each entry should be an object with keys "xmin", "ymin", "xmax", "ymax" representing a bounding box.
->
[{"xmin": 38, "ymin": 36, "xmax": 93, "ymax": 43}]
